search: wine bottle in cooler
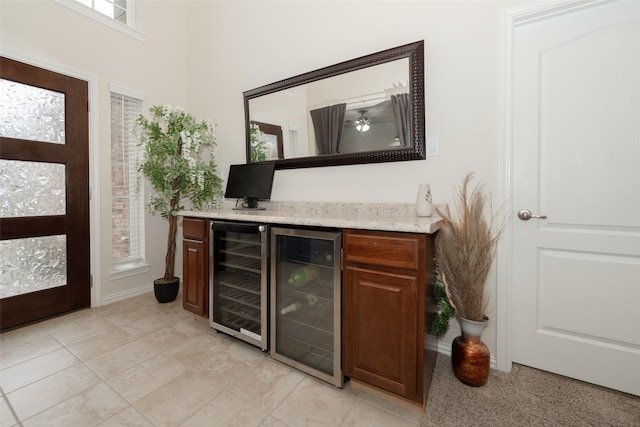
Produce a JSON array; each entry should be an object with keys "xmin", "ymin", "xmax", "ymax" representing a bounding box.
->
[
  {"xmin": 280, "ymin": 301, "xmax": 302, "ymax": 315},
  {"xmin": 287, "ymin": 266, "xmax": 319, "ymax": 287},
  {"xmin": 279, "ymin": 292, "xmax": 319, "ymax": 315}
]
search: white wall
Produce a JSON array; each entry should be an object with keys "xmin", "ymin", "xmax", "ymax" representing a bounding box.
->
[
  {"xmin": 1, "ymin": 0, "xmax": 527, "ymax": 356},
  {"xmin": 185, "ymin": 0, "xmax": 522, "ymax": 357},
  {"xmin": 0, "ymin": 0, "xmax": 190, "ymax": 303}
]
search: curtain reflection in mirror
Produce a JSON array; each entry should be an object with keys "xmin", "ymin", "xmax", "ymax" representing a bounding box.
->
[
  {"xmin": 309, "ymin": 103, "xmax": 346, "ymax": 154},
  {"xmin": 391, "ymin": 93, "xmax": 410, "ymax": 148},
  {"xmin": 243, "ymin": 41, "xmax": 424, "ymax": 167}
]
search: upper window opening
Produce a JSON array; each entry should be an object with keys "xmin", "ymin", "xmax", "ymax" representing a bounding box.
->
[
  {"xmin": 54, "ymin": 0, "xmax": 145, "ymax": 41},
  {"xmin": 75, "ymin": 0, "xmax": 128, "ymax": 25}
]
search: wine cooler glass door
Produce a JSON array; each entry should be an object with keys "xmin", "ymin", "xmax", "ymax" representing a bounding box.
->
[
  {"xmin": 211, "ymin": 222, "xmax": 268, "ymax": 350},
  {"xmin": 270, "ymin": 227, "xmax": 342, "ymax": 387}
]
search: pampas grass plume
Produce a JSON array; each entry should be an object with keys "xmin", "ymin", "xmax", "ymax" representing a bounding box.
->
[{"xmin": 435, "ymin": 173, "xmax": 500, "ymax": 322}]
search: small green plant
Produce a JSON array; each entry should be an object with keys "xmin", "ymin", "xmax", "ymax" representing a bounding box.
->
[
  {"xmin": 430, "ymin": 262, "xmax": 455, "ymax": 337},
  {"xmin": 250, "ymin": 122, "xmax": 268, "ymax": 162},
  {"xmin": 137, "ymin": 105, "xmax": 223, "ymax": 283}
]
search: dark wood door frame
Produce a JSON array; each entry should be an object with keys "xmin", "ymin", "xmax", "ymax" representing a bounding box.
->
[
  {"xmin": 252, "ymin": 121, "xmax": 284, "ymax": 160},
  {"xmin": 0, "ymin": 57, "xmax": 90, "ymax": 331}
]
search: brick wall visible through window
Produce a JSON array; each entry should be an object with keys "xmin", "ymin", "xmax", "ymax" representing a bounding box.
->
[{"xmin": 111, "ymin": 90, "xmax": 144, "ymax": 269}]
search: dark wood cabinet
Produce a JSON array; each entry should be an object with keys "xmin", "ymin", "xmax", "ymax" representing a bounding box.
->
[
  {"xmin": 180, "ymin": 216, "xmax": 437, "ymax": 406},
  {"xmin": 343, "ymin": 229, "xmax": 435, "ymax": 404},
  {"xmin": 182, "ymin": 217, "xmax": 209, "ymax": 316}
]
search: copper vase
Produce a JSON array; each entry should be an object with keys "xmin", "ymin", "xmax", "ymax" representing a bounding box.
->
[{"xmin": 451, "ymin": 316, "xmax": 490, "ymax": 386}]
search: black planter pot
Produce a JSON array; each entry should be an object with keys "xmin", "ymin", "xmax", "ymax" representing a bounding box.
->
[{"xmin": 153, "ymin": 277, "xmax": 180, "ymax": 303}]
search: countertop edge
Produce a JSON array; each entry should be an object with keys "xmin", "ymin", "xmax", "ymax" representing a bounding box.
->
[{"xmin": 179, "ymin": 208, "xmax": 442, "ymax": 234}]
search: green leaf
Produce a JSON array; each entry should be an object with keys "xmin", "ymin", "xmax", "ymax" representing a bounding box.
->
[{"xmin": 137, "ymin": 105, "xmax": 224, "ymax": 278}]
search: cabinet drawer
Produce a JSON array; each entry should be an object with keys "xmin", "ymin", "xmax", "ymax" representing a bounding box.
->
[
  {"xmin": 183, "ymin": 217, "xmax": 207, "ymax": 240},
  {"xmin": 344, "ymin": 230, "xmax": 423, "ymax": 270}
]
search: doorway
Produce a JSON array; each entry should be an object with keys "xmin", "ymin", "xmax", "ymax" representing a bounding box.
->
[
  {"xmin": 499, "ymin": 0, "xmax": 640, "ymax": 396},
  {"xmin": 0, "ymin": 57, "xmax": 91, "ymax": 331}
]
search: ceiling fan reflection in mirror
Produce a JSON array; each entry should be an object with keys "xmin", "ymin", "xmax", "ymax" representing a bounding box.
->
[
  {"xmin": 355, "ymin": 111, "xmax": 370, "ymax": 132},
  {"xmin": 244, "ymin": 40, "xmax": 424, "ymax": 168}
]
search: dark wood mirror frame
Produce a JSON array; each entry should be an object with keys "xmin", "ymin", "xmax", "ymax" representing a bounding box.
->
[{"xmin": 243, "ymin": 40, "xmax": 425, "ymax": 169}]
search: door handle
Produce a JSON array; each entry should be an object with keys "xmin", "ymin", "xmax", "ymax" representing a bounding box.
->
[{"xmin": 517, "ymin": 209, "xmax": 547, "ymax": 221}]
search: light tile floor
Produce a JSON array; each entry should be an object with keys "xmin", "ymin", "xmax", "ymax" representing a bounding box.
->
[{"xmin": 0, "ymin": 291, "xmax": 423, "ymax": 426}]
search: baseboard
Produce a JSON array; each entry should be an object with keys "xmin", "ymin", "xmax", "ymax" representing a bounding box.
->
[
  {"xmin": 349, "ymin": 378, "xmax": 423, "ymax": 413},
  {"xmin": 100, "ymin": 283, "xmax": 154, "ymax": 306},
  {"xmin": 194, "ymin": 313, "xmax": 209, "ymax": 325}
]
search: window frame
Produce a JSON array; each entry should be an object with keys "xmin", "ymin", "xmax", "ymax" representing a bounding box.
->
[
  {"xmin": 53, "ymin": 0, "xmax": 146, "ymax": 42},
  {"xmin": 109, "ymin": 84, "xmax": 148, "ymax": 278}
]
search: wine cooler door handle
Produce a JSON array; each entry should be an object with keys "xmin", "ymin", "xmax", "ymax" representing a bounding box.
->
[{"xmin": 211, "ymin": 221, "xmax": 267, "ymax": 234}]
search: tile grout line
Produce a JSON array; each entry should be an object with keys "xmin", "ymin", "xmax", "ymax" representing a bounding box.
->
[
  {"xmin": 1, "ymin": 386, "xmax": 23, "ymax": 427},
  {"xmin": 257, "ymin": 366, "xmax": 305, "ymax": 424},
  {"xmin": 69, "ymin": 325, "xmax": 163, "ymax": 427},
  {"xmin": 50, "ymin": 315, "xmax": 163, "ymax": 427},
  {"xmin": 5, "ymin": 295, "xmax": 419, "ymax": 426},
  {"xmin": 17, "ymin": 363, "xmax": 103, "ymax": 423},
  {"xmin": 1, "ymin": 331, "xmax": 75, "ymax": 424},
  {"xmin": 5, "ymin": 323, "xmax": 135, "ymax": 426},
  {"xmin": 78, "ymin": 305, "xmax": 219, "ymax": 426}
]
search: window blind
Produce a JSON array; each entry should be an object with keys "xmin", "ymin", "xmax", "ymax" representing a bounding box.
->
[
  {"xmin": 110, "ymin": 92, "xmax": 144, "ymax": 268},
  {"xmin": 288, "ymin": 129, "xmax": 298, "ymax": 158}
]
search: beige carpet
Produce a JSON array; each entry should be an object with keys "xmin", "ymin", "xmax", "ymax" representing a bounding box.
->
[{"xmin": 422, "ymin": 353, "xmax": 640, "ymax": 426}]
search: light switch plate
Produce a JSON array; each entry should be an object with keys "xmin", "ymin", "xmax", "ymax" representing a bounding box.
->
[{"xmin": 426, "ymin": 137, "xmax": 439, "ymax": 157}]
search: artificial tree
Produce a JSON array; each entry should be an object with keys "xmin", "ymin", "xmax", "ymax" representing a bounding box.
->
[
  {"xmin": 249, "ymin": 122, "xmax": 268, "ymax": 162},
  {"xmin": 137, "ymin": 105, "xmax": 223, "ymax": 296}
]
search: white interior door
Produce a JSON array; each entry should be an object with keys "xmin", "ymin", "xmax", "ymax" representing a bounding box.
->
[{"xmin": 511, "ymin": 0, "xmax": 640, "ymax": 396}]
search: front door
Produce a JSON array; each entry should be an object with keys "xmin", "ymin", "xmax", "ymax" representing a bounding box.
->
[
  {"xmin": 510, "ymin": 1, "xmax": 640, "ymax": 395},
  {"xmin": 0, "ymin": 57, "xmax": 90, "ymax": 331}
]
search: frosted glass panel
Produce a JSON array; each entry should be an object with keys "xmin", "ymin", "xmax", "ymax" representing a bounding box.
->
[
  {"xmin": 0, "ymin": 160, "xmax": 66, "ymax": 217},
  {"xmin": 0, "ymin": 235, "xmax": 67, "ymax": 299},
  {"xmin": 0, "ymin": 78, "xmax": 66, "ymax": 144}
]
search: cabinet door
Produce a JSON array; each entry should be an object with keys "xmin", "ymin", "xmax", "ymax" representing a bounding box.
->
[
  {"xmin": 183, "ymin": 239, "xmax": 208, "ymax": 315},
  {"xmin": 343, "ymin": 265, "xmax": 419, "ymax": 399},
  {"xmin": 183, "ymin": 218, "xmax": 209, "ymax": 316}
]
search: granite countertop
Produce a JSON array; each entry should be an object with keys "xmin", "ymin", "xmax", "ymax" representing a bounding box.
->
[{"xmin": 180, "ymin": 201, "xmax": 441, "ymax": 234}]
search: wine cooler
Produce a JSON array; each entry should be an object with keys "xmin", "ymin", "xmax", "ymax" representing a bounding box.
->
[
  {"xmin": 210, "ymin": 221, "xmax": 269, "ymax": 350},
  {"xmin": 270, "ymin": 227, "xmax": 343, "ymax": 387}
]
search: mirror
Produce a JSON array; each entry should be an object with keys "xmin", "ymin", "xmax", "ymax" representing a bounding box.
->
[{"xmin": 244, "ymin": 41, "xmax": 425, "ymax": 169}]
